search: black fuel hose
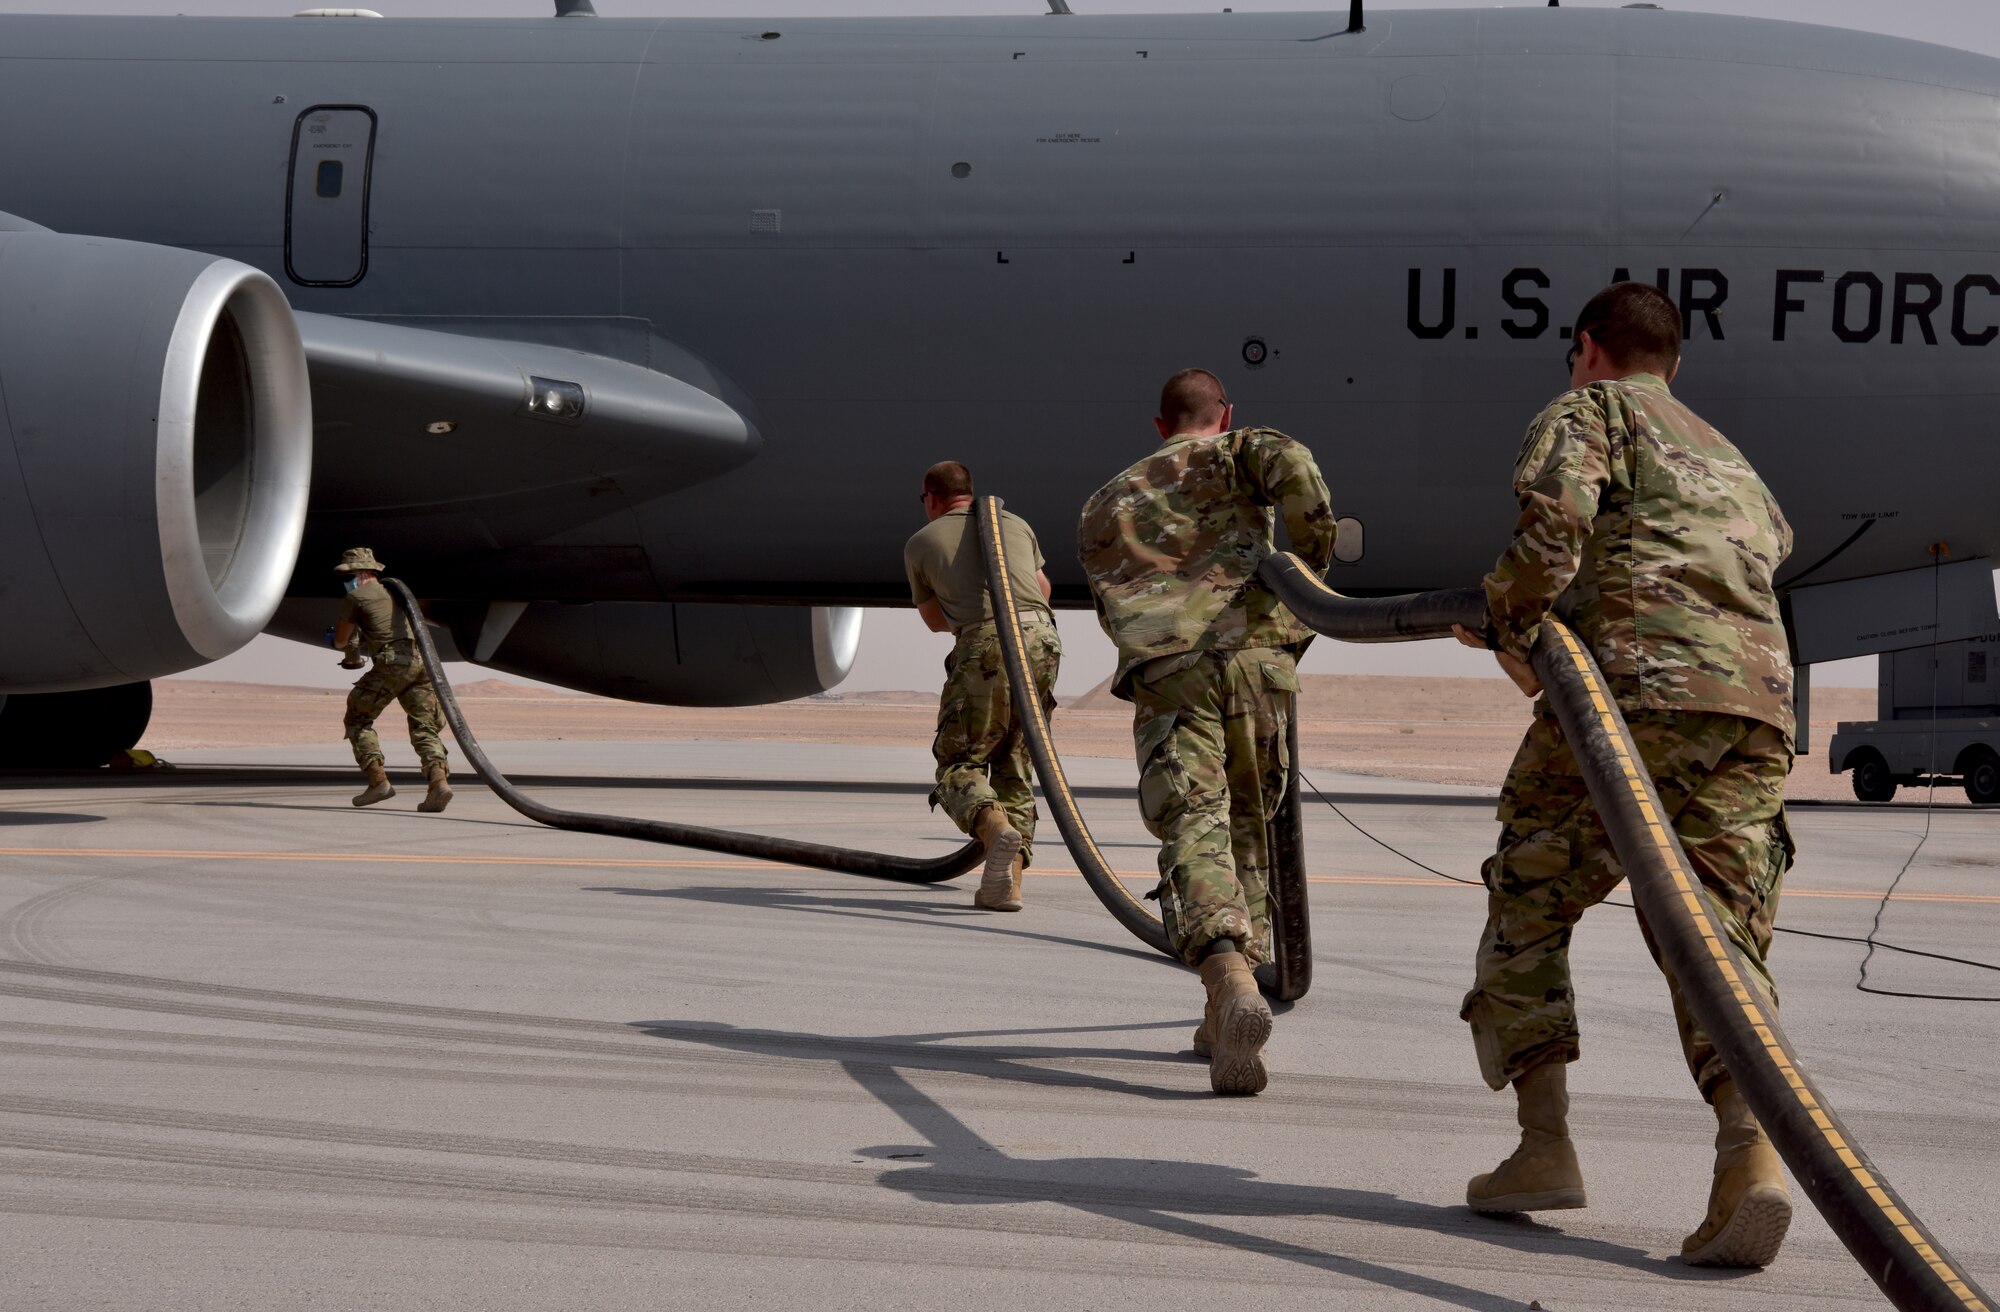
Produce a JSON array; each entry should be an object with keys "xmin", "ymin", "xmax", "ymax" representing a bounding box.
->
[
  {"xmin": 977, "ymin": 498, "xmax": 1313, "ymax": 999},
  {"xmin": 1259, "ymin": 552, "xmax": 1483, "ymax": 644},
  {"xmin": 382, "ymin": 578, "xmax": 981, "ymax": 884},
  {"xmin": 1257, "ymin": 551, "xmax": 1993, "ymax": 1312}
]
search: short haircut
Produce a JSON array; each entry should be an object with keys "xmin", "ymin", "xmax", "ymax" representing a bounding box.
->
[
  {"xmin": 1157, "ymin": 368, "xmax": 1230, "ymax": 436},
  {"xmin": 923, "ymin": 460, "xmax": 973, "ymax": 498},
  {"xmin": 1574, "ymin": 282, "xmax": 1682, "ymax": 374}
]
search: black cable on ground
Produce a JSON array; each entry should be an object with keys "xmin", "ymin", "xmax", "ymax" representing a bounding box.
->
[
  {"xmin": 382, "ymin": 577, "xmax": 981, "ymax": 884},
  {"xmin": 1260, "ymin": 552, "xmax": 1993, "ymax": 1312},
  {"xmin": 1299, "ymin": 772, "xmax": 2000, "ymax": 989},
  {"xmin": 973, "ymin": 496, "xmax": 1315, "ymax": 998},
  {"xmin": 1296, "ymin": 775, "xmax": 1480, "ymax": 885},
  {"xmin": 1850, "ymin": 555, "xmax": 2000, "ymax": 1002},
  {"xmin": 1856, "ymin": 555, "xmax": 1945, "ymax": 996}
]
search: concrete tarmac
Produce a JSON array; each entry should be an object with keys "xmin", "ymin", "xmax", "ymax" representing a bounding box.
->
[{"xmin": 0, "ymin": 740, "xmax": 1995, "ymax": 1310}]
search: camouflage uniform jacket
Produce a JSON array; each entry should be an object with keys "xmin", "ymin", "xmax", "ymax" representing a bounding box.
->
[
  {"xmin": 1079, "ymin": 427, "xmax": 1336, "ymax": 699},
  {"xmin": 1483, "ymin": 373, "xmax": 1795, "ymax": 741}
]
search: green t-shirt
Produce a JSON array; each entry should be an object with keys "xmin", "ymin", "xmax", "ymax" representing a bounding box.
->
[
  {"xmin": 904, "ymin": 506, "xmax": 1052, "ymax": 635},
  {"xmin": 339, "ymin": 578, "xmax": 417, "ymax": 660}
]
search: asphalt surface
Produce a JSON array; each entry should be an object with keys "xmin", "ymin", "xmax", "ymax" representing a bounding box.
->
[{"xmin": 0, "ymin": 740, "xmax": 1995, "ymax": 1311}]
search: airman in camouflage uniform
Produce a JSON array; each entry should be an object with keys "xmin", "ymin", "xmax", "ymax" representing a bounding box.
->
[
  {"xmin": 1456, "ymin": 283, "xmax": 1797, "ymax": 1269},
  {"xmin": 331, "ymin": 548, "xmax": 452, "ymax": 813},
  {"xmin": 906, "ymin": 462, "xmax": 1061, "ymax": 912},
  {"xmin": 1079, "ymin": 368, "xmax": 1335, "ymax": 1095}
]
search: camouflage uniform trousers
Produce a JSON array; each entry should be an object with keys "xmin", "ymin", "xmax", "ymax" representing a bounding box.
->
[
  {"xmin": 1462, "ymin": 707, "xmax": 1794, "ymax": 1100},
  {"xmin": 344, "ymin": 654, "xmax": 449, "ymax": 772},
  {"xmin": 931, "ymin": 620, "xmax": 1061, "ymax": 865},
  {"xmin": 1129, "ymin": 646, "xmax": 1299, "ymax": 967}
]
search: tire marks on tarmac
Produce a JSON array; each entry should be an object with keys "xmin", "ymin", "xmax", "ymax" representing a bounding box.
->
[
  {"xmin": 0, "ymin": 958, "xmax": 1988, "ymax": 1152},
  {"xmin": 0, "ymin": 959, "xmax": 1967, "ymax": 1303},
  {"xmin": 0, "ymin": 1104, "xmax": 1880, "ymax": 1299}
]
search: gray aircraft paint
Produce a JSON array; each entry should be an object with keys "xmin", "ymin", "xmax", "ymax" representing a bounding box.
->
[{"xmin": 0, "ymin": 8, "xmax": 1994, "ymax": 614}]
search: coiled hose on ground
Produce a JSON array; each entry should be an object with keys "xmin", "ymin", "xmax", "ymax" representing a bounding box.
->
[
  {"xmin": 977, "ymin": 497, "xmax": 1313, "ymax": 1000},
  {"xmin": 1259, "ymin": 551, "xmax": 1993, "ymax": 1312}
]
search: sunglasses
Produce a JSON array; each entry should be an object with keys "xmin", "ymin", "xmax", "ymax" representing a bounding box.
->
[{"xmin": 1566, "ymin": 329, "xmax": 1596, "ymax": 373}]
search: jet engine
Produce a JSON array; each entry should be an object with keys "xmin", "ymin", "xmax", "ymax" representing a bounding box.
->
[{"xmin": 0, "ymin": 223, "xmax": 312, "ymax": 693}]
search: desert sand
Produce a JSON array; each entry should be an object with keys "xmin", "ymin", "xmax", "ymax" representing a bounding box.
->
[{"xmin": 148, "ymin": 673, "xmax": 1882, "ymax": 802}]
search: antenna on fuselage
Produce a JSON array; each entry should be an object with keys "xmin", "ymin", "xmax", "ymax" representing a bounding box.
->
[
  {"xmin": 1347, "ymin": 0, "xmax": 1364, "ymax": 32},
  {"xmin": 1046, "ymin": 1, "xmax": 1073, "ymax": 12},
  {"xmin": 555, "ymin": 0, "xmax": 596, "ymax": 15}
]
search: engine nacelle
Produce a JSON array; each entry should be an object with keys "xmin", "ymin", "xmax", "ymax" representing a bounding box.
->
[
  {"xmin": 463, "ymin": 600, "xmax": 863, "ymax": 706},
  {"xmin": 0, "ymin": 226, "xmax": 311, "ymax": 692},
  {"xmin": 426, "ymin": 604, "xmax": 856, "ymax": 712},
  {"xmin": 270, "ymin": 596, "xmax": 861, "ymax": 706}
]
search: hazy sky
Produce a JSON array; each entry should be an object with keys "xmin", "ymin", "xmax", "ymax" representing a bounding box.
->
[
  {"xmin": 0, "ymin": 0, "xmax": 1993, "ymax": 56},
  {"xmin": 22, "ymin": 0, "xmax": 1978, "ymax": 695}
]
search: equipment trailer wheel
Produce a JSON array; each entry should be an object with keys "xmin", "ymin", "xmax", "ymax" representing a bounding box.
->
[
  {"xmin": 1962, "ymin": 747, "xmax": 2000, "ymax": 805},
  {"xmin": 1848, "ymin": 749, "xmax": 1897, "ymax": 802}
]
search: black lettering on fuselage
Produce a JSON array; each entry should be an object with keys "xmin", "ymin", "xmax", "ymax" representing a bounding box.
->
[
  {"xmin": 1953, "ymin": 274, "xmax": 2000, "ymax": 347},
  {"xmin": 1396, "ymin": 265, "xmax": 1992, "ymax": 346},
  {"xmin": 1680, "ymin": 268, "xmax": 1728, "ymax": 340},
  {"xmin": 1407, "ymin": 267, "xmax": 1456, "ymax": 339},
  {"xmin": 1773, "ymin": 269, "xmax": 1824, "ymax": 342},
  {"xmin": 1501, "ymin": 267, "xmax": 1550, "ymax": 340},
  {"xmin": 1834, "ymin": 272, "xmax": 1884, "ymax": 343},
  {"xmin": 1892, "ymin": 272, "xmax": 1944, "ymax": 345}
]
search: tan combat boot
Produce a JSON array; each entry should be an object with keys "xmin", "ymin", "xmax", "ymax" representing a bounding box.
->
[
  {"xmin": 1467, "ymin": 1060, "xmax": 1588, "ymax": 1213},
  {"xmin": 1190, "ymin": 1001, "xmax": 1216, "ymax": 1060},
  {"xmin": 417, "ymin": 762, "xmax": 453, "ymax": 814},
  {"xmin": 1198, "ymin": 948, "xmax": 1272, "ymax": 1095},
  {"xmin": 352, "ymin": 761, "xmax": 395, "ymax": 808},
  {"xmin": 1008, "ymin": 851, "xmax": 1026, "ymax": 907},
  {"xmin": 971, "ymin": 806, "xmax": 1022, "ymax": 911},
  {"xmin": 1681, "ymin": 1078, "xmax": 1792, "ymax": 1267}
]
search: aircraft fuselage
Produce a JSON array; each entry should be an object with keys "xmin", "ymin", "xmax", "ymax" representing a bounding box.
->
[{"xmin": 2, "ymin": 7, "xmax": 1995, "ymax": 606}]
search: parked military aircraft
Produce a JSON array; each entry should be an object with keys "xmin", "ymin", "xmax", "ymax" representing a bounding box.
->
[{"xmin": 2, "ymin": 3, "xmax": 1996, "ymax": 764}]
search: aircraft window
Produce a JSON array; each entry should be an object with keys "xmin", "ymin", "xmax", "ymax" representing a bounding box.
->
[
  {"xmin": 315, "ymin": 160, "xmax": 344, "ymax": 199},
  {"xmin": 1333, "ymin": 516, "xmax": 1364, "ymax": 564}
]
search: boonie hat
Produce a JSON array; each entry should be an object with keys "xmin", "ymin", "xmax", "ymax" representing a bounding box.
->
[{"xmin": 335, "ymin": 547, "xmax": 385, "ymax": 574}]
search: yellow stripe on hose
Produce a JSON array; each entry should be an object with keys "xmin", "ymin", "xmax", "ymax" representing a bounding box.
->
[{"xmin": 1550, "ymin": 622, "xmax": 1987, "ymax": 1310}]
